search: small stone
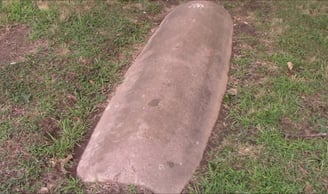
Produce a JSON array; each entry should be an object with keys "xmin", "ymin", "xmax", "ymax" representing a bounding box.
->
[
  {"xmin": 227, "ymin": 88, "xmax": 238, "ymax": 95},
  {"xmin": 287, "ymin": 61, "xmax": 294, "ymax": 71},
  {"xmin": 39, "ymin": 187, "xmax": 49, "ymax": 194}
]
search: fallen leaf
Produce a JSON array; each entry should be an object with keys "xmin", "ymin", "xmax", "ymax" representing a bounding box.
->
[
  {"xmin": 38, "ymin": 187, "xmax": 49, "ymax": 194},
  {"xmin": 67, "ymin": 94, "xmax": 77, "ymax": 102},
  {"xmin": 308, "ymin": 56, "xmax": 316, "ymax": 63},
  {"xmin": 37, "ymin": 1, "xmax": 49, "ymax": 10},
  {"xmin": 299, "ymin": 166, "xmax": 308, "ymax": 175},
  {"xmin": 47, "ymin": 183, "xmax": 55, "ymax": 190},
  {"xmin": 59, "ymin": 8, "xmax": 70, "ymax": 22},
  {"xmin": 227, "ymin": 88, "xmax": 238, "ymax": 96},
  {"xmin": 287, "ymin": 61, "xmax": 294, "ymax": 71},
  {"xmin": 49, "ymin": 158, "xmax": 56, "ymax": 168},
  {"xmin": 56, "ymin": 47, "xmax": 70, "ymax": 56},
  {"xmin": 59, "ymin": 154, "xmax": 73, "ymax": 174}
]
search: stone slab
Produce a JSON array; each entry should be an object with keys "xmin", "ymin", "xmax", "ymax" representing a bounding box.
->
[{"xmin": 77, "ymin": 1, "xmax": 233, "ymax": 193}]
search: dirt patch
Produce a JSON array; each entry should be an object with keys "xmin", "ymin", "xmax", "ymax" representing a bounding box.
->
[
  {"xmin": 38, "ymin": 117, "xmax": 61, "ymax": 140},
  {"xmin": 0, "ymin": 132, "xmax": 43, "ymax": 192},
  {"xmin": 280, "ymin": 117, "xmax": 316, "ymax": 136},
  {"xmin": 0, "ymin": 24, "xmax": 47, "ymax": 65},
  {"xmin": 237, "ymin": 144, "xmax": 263, "ymax": 158},
  {"xmin": 235, "ymin": 22, "xmax": 257, "ymax": 36},
  {"xmin": 279, "ymin": 117, "xmax": 328, "ymax": 139},
  {"xmin": 11, "ymin": 106, "xmax": 26, "ymax": 117},
  {"xmin": 280, "ymin": 92, "xmax": 328, "ymax": 138},
  {"xmin": 245, "ymin": 0, "xmax": 271, "ymax": 14},
  {"xmin": 303, "ymin": 94, "xmax": 328, "ymax": 118}
]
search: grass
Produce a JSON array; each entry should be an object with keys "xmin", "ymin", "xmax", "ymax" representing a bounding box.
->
[
  {"xmin": 0, "ymin": 0, "xmax": 165, "ymax": 193},
  {"xmin": 188, "ymin": 0, "xmax": 327, "ymax": 193},
  {"xmin": 0, "ymin": 0, "xmax": 327, "ymax": 193}
]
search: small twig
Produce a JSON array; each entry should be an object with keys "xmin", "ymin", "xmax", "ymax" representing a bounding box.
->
[
  {"xmin": 284, "ymin": 133, "xmax": 328, "ymax": 139},
  {"xmin": 59, "ymin": 154, "xmax": 73, "ymax": 174}
]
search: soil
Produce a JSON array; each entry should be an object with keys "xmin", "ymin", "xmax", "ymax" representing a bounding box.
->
[{"xmin": 0, "ymin": 24, "xmax": 47, "ymax": 65}]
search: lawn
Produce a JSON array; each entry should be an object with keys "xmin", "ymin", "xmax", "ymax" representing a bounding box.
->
[
  {"xmin": 0, "ymin": 0, "xmax": 327, "ymax": 193},
  {"xmin": 0, "ymin": 0, "xmax": 165, "ymax": 193}
]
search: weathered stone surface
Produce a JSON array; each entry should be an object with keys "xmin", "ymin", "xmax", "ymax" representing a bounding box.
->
[{"xmin": 77, "ymin": 1, "xmax": 233, "ymax": 193}]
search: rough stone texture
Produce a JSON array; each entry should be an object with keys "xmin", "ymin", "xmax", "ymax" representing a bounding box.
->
[{"xmin": 77, "ymin": 1, "xmax": 233, "ymax": 193}]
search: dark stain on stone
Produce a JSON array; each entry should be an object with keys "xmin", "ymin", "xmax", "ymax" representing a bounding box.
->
[
  {"xmin": 167, "ymin": 161, "xmax": 175, "ymax": 168},
  {"xmin": 164, "ymin": 82, "xmax": 172, "ymax": 87},
  {"xmin": 148, "ymin": 99, "xmax": 161, "ymax": 107}
]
